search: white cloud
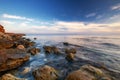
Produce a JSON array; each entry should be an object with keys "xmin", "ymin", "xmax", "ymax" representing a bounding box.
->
[
  {"xmin": 2, "ymin": 14, "xmax": 34, "ymax": 21},
  {"xmin": 0, "ymin": 20, "xmax": 15, "ymax": 24},
  {"xmin": 111, "ymin": 3, "xmax": 120, "ymax": 10},
  {"xmin": 86, "ymin": 13, "xmax": 96, "ymax": 18}
]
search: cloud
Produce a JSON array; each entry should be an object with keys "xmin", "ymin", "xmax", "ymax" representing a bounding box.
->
[
  {"xmin": 0, "ymin": 20, "xmax": 15, "ymax": 24},
  {"xmin": 2, "ymin": 14, "xmax": 34, "ymax": 21},
  {"xmin": 96, "ymin": 15, "xmax": 102, "ymax": 19},
  {"xmin": 105, "ymin": 14, "xmax": 120, "ymax": 23},
  {"xmin": 0, "ymin": 14, "xmax": 120, "ymax": 35},
  {"xmin": 86, "ymin": 13, "xmax": 96, "ymax": 18},
  {"xmin": 111, "ymin": 3, "xmax": 120, "ymax": 10}
]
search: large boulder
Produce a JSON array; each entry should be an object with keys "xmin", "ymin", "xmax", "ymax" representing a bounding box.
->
[
  {"xmin": 65, "ymin": 65, "xmax": 112, "ymax": 80},
  {"xmin": 43, "ymin": 46, "xmax": 52, "ymax": 53},
  {"xmin": 0, "ymin": 73, "xmax": 25, "ymax": 80},
  {"xmin": 0, "ymin": 49, "xmax": 29, "ymax": 72},
  {"xmin": 32, "ymin": 65, "xmax": 58, "ymax": 80},
  {"xmin": 0, "ymin": 25, "xmax": 5, "ymax": 33}
]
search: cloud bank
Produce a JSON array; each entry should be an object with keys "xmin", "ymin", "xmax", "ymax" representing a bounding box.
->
[{"xmin": 0, "ymin": 13, "xmax": 120, "ymax": 35}]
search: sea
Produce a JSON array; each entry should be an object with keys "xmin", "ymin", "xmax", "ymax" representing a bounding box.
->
[{"xmin": 15, "ymin": 34, "xmax": 120, "ymax": 79}]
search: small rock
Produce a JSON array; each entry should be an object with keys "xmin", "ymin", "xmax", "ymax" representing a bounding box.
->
[
  {"xmin": 21, "ymin": 67, "xmax": 31, "ymax": 74},
  {"xmin": 65, "ymin": 48, "xmax": 76, "ymax": 54},
  {"xmin": 63, "ymin": 42, "xmax": 69, "ymax": 46},
  {"xmin": 52, "ymin": 46, "xmax": 60, "ymax": 54},
  {"xmin": 17, "ymin": 45, "xmax": 25, "ymax": 50},
  {"xmin": 32, "ymin": 65, "xmax": 58, "ymax": 80},
  {"xmin": 43, "ymin": 46, "xmax": 52, "ymax": 53},
  {"xmin": 65, "ymin": 53, "xmax": 75, "ymax": 62},
  {"xmin": 28, "ymin": 48, "xmax": 40, "ymax": 55}
]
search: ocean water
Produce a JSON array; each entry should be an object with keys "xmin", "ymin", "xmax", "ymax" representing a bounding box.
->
[{"xmin": 15, "ymin": 34, "xmax": 120, "ymax": 79}]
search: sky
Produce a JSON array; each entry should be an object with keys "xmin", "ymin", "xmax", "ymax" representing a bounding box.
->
[{"xmin": 0, "ymin": 0, "xmax": 120, "ymax": 35}]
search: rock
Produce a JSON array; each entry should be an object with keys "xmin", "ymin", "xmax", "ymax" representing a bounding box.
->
[
  {"xmin": 0, "ymin": 73, "xmax": 26, "ymax": 80},
  {"xmin": 21, "ymin": 67, "xmax": 31, "ymax": 74},
  {"xmin": 28, "ymin": 48, "xmax": 40, "ymax": 55},
  {"xmin": 0, "ymin": 39, "xmax": 14, "ymax": 49},
  {"xmin": 52, "ymin": 46, "xmax": 60, "ymax": 54},
  {"xmin": 65, "ymin": 48, "xmax": 76, "ymax": 54},
  {"xmin": 32, "ymin": 65, "xmax": 58, "ymax": 80},
  {"xmin": 43, "ymin": 46, "xmax": 52, "ymax": 53},
  {"xmin": 80, "ymin": 65, "xmax": 111, "ymax": 80},
  {"xmin": 0, "ymin": 32, "xmax": 12, "ymax": 40},
  {"xmin": 63, "ymin": 42, "xmax": 69, "ymax": 46},
  {"xmin": 65, "ymin": 70, "xmax": 95, "ymax": 80},
  {"xmin": 0, "ymin": 49, "xmax": 29, "ymax": 72},
  {"xmin": 34, "ymin": 37, "xmax": 37, "ymax": 40},
  {"xmin": 17, "ymin": 45, "xmax": 25, "ymax": 50},
  {"xmin": 65, "ymin": 53, "xmax": 75, "ymax": 62},
  {"xmin": 0, "ymin": 24, "xmax": 5, "ymax": 33},
  {"xmin": 66, "ymin": 65, "xmax": 111, "ymax": 80}
]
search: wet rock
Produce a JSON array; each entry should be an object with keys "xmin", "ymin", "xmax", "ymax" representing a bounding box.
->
[
  {"xmin": 0, "ymin": 49, "xmax": 29, "ymax": 72},
  {"xmin": 63, "ymin": 42, "xmax": 69, "ymax": 46},
  {"xmin": 28, "ymin": 48, "xmax": 40, "ymax": 55},
  {"xmin": 32, "ymin": 65, "xmax": 58, "ymax": 80},
  {"xmin": 43, "ymin": 46, "xmax": 52, "ymax": 53},
  {"xmin": 65, "ymin": 70, "xmax": 95, "ymax": 80},
  {"xmin": 17, "ymin": 45, "xmax": 25, "ymax": 50},
  {"xmin": 65, "ymin": 48, "xmax": 76, "ymax": 54},
  {"xmin": 80, "ymin": 65, "xmax": 111, "ymax": 80},
  {"xmin": 34, "ymin": 37, "xmax": 37, "ymax": 40},
  {"xmin": 52, "ymin": 46, "xmax": 60, "ymax": 54},
  {"xmin": 66, "ymin": 65, "xmax": 112, "ymax": 80},
  {"xmin": 21, "ymin": 67, "xmax": 31, "ymax": 74},
  {"xmin": 0, "ymin": 73, "xmax": 26, "ymax": 80},
  {"xmin": 65, "ymin": 53, "xmax": 75, "ymax": 62}
]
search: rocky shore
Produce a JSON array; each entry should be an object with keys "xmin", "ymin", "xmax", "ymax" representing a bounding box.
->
[{"xmin": 0, "ymin": 24, "xmax": 120, "ymax": 80}]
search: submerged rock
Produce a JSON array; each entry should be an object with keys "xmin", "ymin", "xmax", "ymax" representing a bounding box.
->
[
  {"xmin": 0, "ymin": 49, "xmax": 29, "ymax": 72},
  {"xmin": 28, "ymin": 48, "xmax": 40, "ymax": 55},
  {"xmin": 0, "ymin": 73, "xmax": 26, "ymax": 80},
  {"xmin": 32, "ymin": 65, "xmax": 58, "ymax": 80}
]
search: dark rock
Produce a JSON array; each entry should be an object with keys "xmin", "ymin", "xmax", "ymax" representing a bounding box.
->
[
  {"xmin": 32, "ymin": 65, "xmax": 58, "ymax": 80},
  {"xmin": 63, "ymin": 42, "xmax": 69, "ymax": 46},
  {"xmin": 28, "ymin": 48, "xmax": 40, "ymax": 55}
]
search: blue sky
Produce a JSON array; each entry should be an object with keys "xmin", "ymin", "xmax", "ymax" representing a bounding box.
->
[{"xmin": 0, "ymin": 0, "xmax": 120, "ymax": 34}]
